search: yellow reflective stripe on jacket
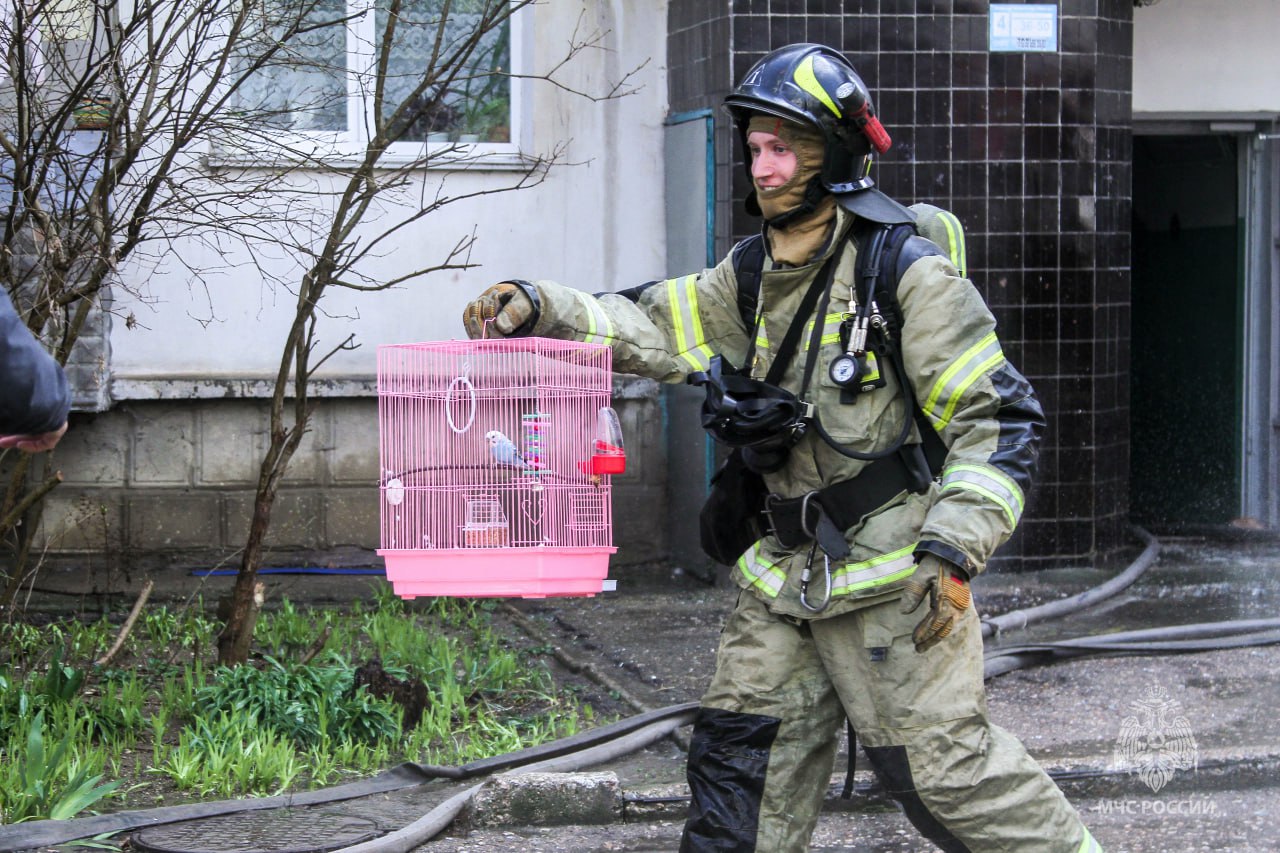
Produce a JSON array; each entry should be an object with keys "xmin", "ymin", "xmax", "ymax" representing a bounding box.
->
[
  {"xmin": 755, "ymin": 312, "xmax": 769, "ymax": 352},
  {"xmin": 937, "ymin": 210, "xmax": 967, "ymax": 279},
  {"xmin": 863, "ymin": 351, "xmax": 881, "ymax": 382},
  {"xmin": 666, "ymin": 275, "xmax": 714, "ymax": 371},
  {"xmin": 736, "ymin": 542, "xmax": 785, "ymax": 598},
  {"xmin": 831, "ymin": 544, "xmax": 917, "ymax": 595},
  {"xmin": 942, "ymin": 463, "xmax": 1024, "ymax": 526},
  {"xmin": 572, "ymin": 290, "xmax": 615, "ymax": 346},
  {"xmin": 922, "ymin": 332, "xmax": 1006, "ymax": 430},
  {"xmin": 1076, "ymin": 828, "xmax": 1103, "ymax": 853},
  {"xmin": 803, "ymin": 312, "xmax": 845, "ymax": 350}
]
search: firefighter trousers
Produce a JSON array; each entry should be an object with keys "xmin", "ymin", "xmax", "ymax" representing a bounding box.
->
[{"xmin": 680, "ymin": 590, "xmax": 1102, "ymax": 852}]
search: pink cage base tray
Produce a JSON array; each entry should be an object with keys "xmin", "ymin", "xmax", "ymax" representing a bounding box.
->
[{"xmin": 377, "ymin": 547, "xmax": 615, "ymax": 599}]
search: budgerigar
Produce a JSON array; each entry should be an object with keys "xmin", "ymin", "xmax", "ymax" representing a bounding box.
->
[{"xmin": 485, "ymin": 429, "xmax": 528, "ymax": 468}]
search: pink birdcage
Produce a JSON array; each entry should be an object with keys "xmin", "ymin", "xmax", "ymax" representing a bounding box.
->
[{"xmin": 376, "ymin": 337, "xmax": 625, "ymax": 599}]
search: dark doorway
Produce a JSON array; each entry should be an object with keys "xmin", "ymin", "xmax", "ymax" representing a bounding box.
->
[{"xmin": 1130, "ymin": 134, "xmax": 1242, "ymax": 525}]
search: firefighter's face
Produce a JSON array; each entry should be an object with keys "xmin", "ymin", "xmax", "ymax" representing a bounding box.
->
[{"xmin": 748, "ymin": 130, "xmax": 797, "ymax": 190}]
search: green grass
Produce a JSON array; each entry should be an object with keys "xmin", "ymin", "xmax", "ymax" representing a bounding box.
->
[{"xmin": 0, "ymin": 587, "xmax": 599, "ymax": 822}]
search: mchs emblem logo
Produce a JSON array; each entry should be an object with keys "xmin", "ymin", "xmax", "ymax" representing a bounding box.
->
[{"xmin": 1112, "ymin": 685, "xmax": 1198, "ymax": 793}]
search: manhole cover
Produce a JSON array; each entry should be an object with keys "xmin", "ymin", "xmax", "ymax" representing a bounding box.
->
[{"xmin": 131, "ymin": 808, "xmax": 382, "ymax": 853}]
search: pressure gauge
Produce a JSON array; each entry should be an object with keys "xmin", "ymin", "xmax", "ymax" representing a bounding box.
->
[{"xmin": 829, "ymin": 353, "xmax": 864, "ymax": 388}]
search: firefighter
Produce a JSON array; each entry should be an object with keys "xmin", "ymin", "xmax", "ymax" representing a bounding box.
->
[{"xmin": 464, "ymin": 43, "xmax": 1101, "ymax": 853}]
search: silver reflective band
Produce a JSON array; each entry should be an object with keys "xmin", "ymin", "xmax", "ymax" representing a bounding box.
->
[
  {"xmin": 941, "ymin": 462, "xmax": 1025, "ymax": 526},
  {"xmin": 667, "ymin": 275, "xmax": 714, "ymax": 371},
  {"xmin": 830, "ymin": 545, "xmax": 917, "ymax": 595},
  {"xmin": 736, "ymin": 541, "xmax": 785, "ymax": 597}
]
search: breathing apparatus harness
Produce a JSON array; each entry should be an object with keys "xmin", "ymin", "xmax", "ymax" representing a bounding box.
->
[{"xmin": 690, "ymin": 218, "xmax": 948, "ymax": 611}]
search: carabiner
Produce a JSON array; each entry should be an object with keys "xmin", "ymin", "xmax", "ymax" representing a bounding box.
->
[{"xmin": 800, "ymin": 541, "xmax": 833, "ymax": 613}]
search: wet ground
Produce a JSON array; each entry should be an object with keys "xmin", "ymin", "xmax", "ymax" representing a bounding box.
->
[
  {"xmin": 11, "ymin": 529, "xmax": 1280, "ymax": 852},
  {"xmin": 420, "ymin": 531, "xmax": 1280, "ymax": 851}
]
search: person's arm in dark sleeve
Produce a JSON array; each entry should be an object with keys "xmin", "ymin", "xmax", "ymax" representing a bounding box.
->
[{"xmin": 0, "ymin": 288, "xmax": 71, "ymax": 440}]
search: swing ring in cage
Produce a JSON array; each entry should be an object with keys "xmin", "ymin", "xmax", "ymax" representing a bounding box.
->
[{"xmin": 445, "ymin": 375, "xmax": 477, "ymax": 434}]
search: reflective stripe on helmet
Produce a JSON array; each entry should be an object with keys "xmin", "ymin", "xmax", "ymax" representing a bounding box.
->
[
  {"xmin": 736, "ymin": 542, "xmax": 785, "ymax": 597},
  {"xmin": 922, "ymin": 332, "xmax": 1006, "ymax": 431},
  {"xmin": 793, "ymin": 55, "xmax": 842, "ymax": 118},
  {"xmin": 941, "ymin": 462, "xmax": 1024, "ymax": 526},
  {"xmin": 830, "ymin": 544, "xmax": 917, "ymax": 596},
  {"xmin": 666, "ymin": 274, "xmax": 715, "ymax": 371}
]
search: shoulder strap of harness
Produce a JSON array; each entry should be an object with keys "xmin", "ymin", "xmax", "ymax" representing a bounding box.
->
[
  {"xmin": 850, "ymin": 219, "xmax": 949, "ymax": 477},
  {"xmin": 732, "ymin": 223, "xmax": 927, "ymax": 342},
  {"xmin": 730, "ymin": 218, "xmax": 950, "ymax": 476},
  {"xmin": 730, "ymin": 234, "xmax": 766, "ymax": 333}
]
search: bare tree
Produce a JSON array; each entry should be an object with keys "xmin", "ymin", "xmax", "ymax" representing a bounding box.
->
[
  {"xmin": 0, "ymin": 0, "xmax": 342, "ymax": 608},
  {"xmin": 216, "ymin": 0, "xmax": 647, "ymax": 663},
  {"xmin": 0, "ymin": 1, "xmax": 642, "ymax": 648}
]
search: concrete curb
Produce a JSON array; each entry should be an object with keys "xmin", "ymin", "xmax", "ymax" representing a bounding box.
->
[
  {"xmin": 466, "ymin": 772, "xmax": 624, "ymax": 829},
  {"xmin": 464, "ymin": 746, "xmax": 1280, "ymax": 829}
]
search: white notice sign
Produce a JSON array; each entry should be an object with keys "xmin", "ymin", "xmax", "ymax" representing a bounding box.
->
[{"xmin": 990, "ymin": 4, "xmax": 1058, "ymax": 53}]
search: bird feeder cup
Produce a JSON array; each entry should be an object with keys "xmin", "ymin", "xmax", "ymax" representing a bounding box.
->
[{"xmin": 376, "ymin": 337, "xmax": 621, "ymax": 598}]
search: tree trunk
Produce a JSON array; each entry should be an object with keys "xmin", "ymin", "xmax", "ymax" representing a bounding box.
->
[
  {"xmin": 216, "ymin": 396, "xmax": 310, "ymax": 665},
  {"xmin": 216, "ymin": 488, "xmax": 275, "ymax": 664},
  {"xmin": 216, "ymin": 580, "xmax": 265, "ymax": 664}
]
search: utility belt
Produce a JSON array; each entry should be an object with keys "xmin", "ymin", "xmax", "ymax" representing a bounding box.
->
[{"xmin": 762, "ymin": 443, "xmax": 933, "ymax": 561}]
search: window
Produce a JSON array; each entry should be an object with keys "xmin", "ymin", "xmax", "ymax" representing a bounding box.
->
[{"xmin": 230, "ymin": 0, "xmax": 519, "ymax": 159}]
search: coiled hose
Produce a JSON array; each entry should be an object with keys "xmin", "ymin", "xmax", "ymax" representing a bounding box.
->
[
  {"xmin": 980, "ymin": 525, "xmax": 1162, "ymax": 639},
  {"xmin": 5, "ymin": 526, "xmax": 1276, "ymax": 852},
  {"xmin": 0, "ymin": 703, "xmax": 697, "ymax": 851}
]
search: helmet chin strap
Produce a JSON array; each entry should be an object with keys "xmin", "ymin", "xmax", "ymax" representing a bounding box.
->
[{"xmin": 761, "ymin": 176, "xmax": 829, "ymax": 229}]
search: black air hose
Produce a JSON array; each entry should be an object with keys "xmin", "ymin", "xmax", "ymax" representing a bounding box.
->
[
  {"xmin": 334, "ymin": 710, "xmax": 697, "ymax": 853},
  {"xmin": 984, "ymin": 619, "xmax": 1280, "ymax": 679},
  {"xmin": 981, "ymin": 526, "xmax": 1161, "ymax": 638},
  {"xmin": 0, "ymin": 703, "xmax": 698, "ymax": 851}
]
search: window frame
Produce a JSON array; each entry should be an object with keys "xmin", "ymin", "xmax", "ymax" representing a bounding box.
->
[{"xmin": 210, "ymin": 0, "xmax": 531, "ymax": 171}]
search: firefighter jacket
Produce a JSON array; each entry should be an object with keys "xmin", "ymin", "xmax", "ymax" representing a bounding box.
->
[{"xmin": 525, "ymin": 205, "xmax": 1044, "ymax": 619}]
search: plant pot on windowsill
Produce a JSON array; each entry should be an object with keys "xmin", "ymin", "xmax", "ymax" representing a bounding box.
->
[{"xmin": 73, "ymin": 98, "xmax": 113, "ymax": 130}]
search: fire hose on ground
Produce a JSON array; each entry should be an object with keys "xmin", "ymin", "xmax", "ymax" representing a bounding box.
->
[{"xmin": 3, "ymin": 526, "xmax": 1278, "ymax": 852}]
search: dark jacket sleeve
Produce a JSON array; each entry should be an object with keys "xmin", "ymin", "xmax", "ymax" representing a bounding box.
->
[{"xmin": 0, "ymin": 289, "xmax": 71, "ymax": 435}]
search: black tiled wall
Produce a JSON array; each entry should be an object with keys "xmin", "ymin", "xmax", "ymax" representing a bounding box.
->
[{"xmin": 667, "ymin": 1, "xmax": 1134, "ymax": 567}]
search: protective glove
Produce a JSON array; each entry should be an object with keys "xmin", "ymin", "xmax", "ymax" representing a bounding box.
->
[
  {"xmin": 462, "ymin": 282, "xmax": 535, "ymax": 339},
  {"xmin": 898, "ymin": 554, "xmax": 972, "ymax": 653}
]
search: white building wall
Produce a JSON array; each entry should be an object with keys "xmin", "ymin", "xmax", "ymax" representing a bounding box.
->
[
  {"xmin": 1133, "ymin": 0, "xmax": 1280, "ymax": 116},
  {"xmin": 108, "ymin": 1, "xmax": 669, "ymax": 399}
]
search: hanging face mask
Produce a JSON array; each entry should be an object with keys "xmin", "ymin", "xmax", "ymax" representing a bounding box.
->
[
  {"xmin": 688, "ymin": 355, "xmax": 810, "ymax": 473},
  {"xmin": 689, "ymin": 242, "xmax": 844, "ymax": 475}
]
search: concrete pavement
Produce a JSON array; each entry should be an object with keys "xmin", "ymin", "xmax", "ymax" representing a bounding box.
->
[
  {"xmin": 420, "ymin": 530, "xmax": 1280, "ymax": 851},
  {"xmin": 18, "ymin": 529, "xmax": 1280, "ymax": 851}
]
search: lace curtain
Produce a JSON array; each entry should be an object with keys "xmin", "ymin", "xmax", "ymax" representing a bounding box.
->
[{"xmin": 232, "ymin": 0, "xmax": 348, "ymax": 132}]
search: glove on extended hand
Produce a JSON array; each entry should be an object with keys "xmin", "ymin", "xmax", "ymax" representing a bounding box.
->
[
  {"xmin": 898, "ymin": 554, "xmax": 972, "ymax": 653},
  {"xmin": 462, "ymin": 282, "xmax": 534, "ymax": 339}
]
